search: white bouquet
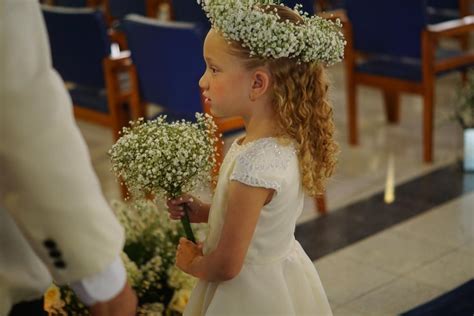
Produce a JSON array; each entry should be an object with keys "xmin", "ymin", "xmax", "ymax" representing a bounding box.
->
[{"xmin": 109, "ymin": 113, "xmax": 218, "ymax": 242}]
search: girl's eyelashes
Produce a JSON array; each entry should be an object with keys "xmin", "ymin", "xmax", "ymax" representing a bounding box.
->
[{"xmin": 205, "ymin": 62, "xmax": 219, "ymax": 74}]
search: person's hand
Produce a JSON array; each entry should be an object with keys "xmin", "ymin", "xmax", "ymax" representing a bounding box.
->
[
  {"xmin": 176, "ymin": 237, "xmax": 203, "ymax": 275},
  {"xmin": 90, "ymin": 281, "xmax": 137, "ymax": 316},
  {"xmin": 166, "ymin": 194, "xmax": 204, "ymax": 223}
]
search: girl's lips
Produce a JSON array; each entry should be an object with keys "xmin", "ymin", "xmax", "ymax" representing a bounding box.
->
[{"xmin": 202, "ymin": 92, "xmax": 211, "ymax": 105}]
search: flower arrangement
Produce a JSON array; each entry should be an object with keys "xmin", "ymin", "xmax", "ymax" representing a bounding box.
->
[
  {"xmin": 44, "ymin": 199, "xmax": 207, "ymax": 316},
  {"xmin": 198, "ymin": 0, "xmax": 346, "ymax": 64},
  {"xmin": 454, "ymin": 71, "xmax": 474, "ymax": 129},
  {"xmin": 109, "ymin": 113, "xmax": 218, "ymax": 242}
]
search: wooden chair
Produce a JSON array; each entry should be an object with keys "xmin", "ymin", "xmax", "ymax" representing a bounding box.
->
[
  {"xmin": 344, "ymin": 0, "xmax": 474, "ymax": 163},
  {"xmin": 102, "ymin": 0, "xmax": 165, "ymax": 49},
  {"xmin": 42, "ymin": 5, "xmax": 131, "ymax": 140}
]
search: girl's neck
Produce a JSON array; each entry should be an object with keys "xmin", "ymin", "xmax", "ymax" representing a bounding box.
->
[{"xmin": 241, "ymin": 112, "xmax": 278, "ymax": 145}]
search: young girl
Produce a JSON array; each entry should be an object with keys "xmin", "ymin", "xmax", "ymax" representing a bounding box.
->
[{"xmin": 167, "ymin": 1, "xmax": 344, "ymax": 315}]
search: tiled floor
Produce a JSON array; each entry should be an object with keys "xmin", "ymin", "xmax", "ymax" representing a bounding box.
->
[
  {"xmin": 319, "ymin": 193, "xmax": 474, "ymax": 315},
  {"xmin": 76, "ymin": 60, "xmax": 473, "ymax": 315}
]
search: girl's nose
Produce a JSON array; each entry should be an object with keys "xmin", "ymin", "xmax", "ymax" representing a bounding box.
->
[{"xmin": 199, "ymin": 72, "xmax": 208, "ymax": 89}]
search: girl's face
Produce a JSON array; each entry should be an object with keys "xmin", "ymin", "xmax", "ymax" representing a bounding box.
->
[{"xmin": 199, "ymin": 29, "xmax": 253, "ymax": 118}]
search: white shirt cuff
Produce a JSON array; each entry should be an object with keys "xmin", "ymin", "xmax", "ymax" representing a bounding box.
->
[{"xmin": 70, "ymin": 256, "xmax": 127, "ymax": 306}]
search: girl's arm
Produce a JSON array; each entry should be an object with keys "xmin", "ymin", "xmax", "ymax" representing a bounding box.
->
[
  {"xmin": 176, "ymin": 181, "xmax": 273, "ymax": 282},
  {"xmin": 167, "ymin": 194, "xmax": 210, "ymax": 223}
]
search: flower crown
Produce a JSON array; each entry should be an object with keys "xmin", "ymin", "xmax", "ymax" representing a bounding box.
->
[{"xmin": 197, "ymin": 0, "xmax": 346, "ymax": 65}]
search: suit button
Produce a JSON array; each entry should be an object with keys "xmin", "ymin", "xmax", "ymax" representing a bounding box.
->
[
  {"xmin": 43, "ymin": 239, "xmax": 56, "ymax": 249},
  {"xmin": 49, "ymin": 250, "xmax": 62, "ymax": 258},
  {"xmin": 54, "ymin": 260, "xmax": 66, "ymax": 269}
]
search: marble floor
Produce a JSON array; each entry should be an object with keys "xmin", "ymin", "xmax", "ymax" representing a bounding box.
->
[
  {"xmin": 318, "ymin": 193, "xmax": 474, "ymax": 315},
  {"xmin": 76, "ymin": 61, "xmax": 473, "ymax": 315}
]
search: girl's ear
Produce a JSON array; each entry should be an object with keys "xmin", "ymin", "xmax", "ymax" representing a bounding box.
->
[{"xmin": 249, "ymin": 70, "xmax": 271, "ymax": 101}]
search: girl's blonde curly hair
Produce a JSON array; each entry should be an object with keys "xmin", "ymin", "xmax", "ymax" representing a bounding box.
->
[{"xmin": 227, "ymin": 5, "xmax": 339, "ymax": 196}]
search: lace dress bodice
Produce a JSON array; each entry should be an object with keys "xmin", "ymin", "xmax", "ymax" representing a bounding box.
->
[{"xmin": 204, "ymin": 137, "xmax": 304, "ymax": 264}]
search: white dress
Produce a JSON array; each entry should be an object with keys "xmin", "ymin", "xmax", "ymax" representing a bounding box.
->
[{"xmin": 184, "ymin": 137, "xmax": 333, "ymax": 316}]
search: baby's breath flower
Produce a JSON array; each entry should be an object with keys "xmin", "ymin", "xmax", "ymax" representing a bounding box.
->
[
  {"xmin": 109, "ymin": 113, "xmax": 218, "ymax": 199},
  {"xmin": 198, "ymin": 0, "xmax": 345, "ymax": 65}
]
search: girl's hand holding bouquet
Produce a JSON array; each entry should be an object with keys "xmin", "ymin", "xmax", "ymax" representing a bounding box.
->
[
  {"xmin": 175, "ymin": 238, "xmax": 204, "ymax": 275},
  {"xmin": 166, "ymin": 194, "xmax": 209, "ymax": 223}
]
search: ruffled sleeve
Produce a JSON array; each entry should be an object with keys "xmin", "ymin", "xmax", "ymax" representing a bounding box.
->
[{"xmin": 229, "ymin": 138, "xmax": 296, "ymax": 194}]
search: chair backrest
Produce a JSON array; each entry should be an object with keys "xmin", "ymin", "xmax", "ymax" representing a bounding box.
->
[
  {"xmin": 42, "ymin": 5, "xmax": 110, "ymax": 88},
  {"xmin": 345, "ymin": 0, "xmax": 428, "ymax": 58},
  {"xmin": 281, "ymin": 0, "xmax": 315, "ymax": 15},
  {"xmin": 427, "ymin": 0, "xmax": 459, "ymax": 9},
  {"xmin": 123, "ymin": 15, "xmax": 205, "ymax": 118},
  {"xmin": 108, "ymin": 0, "xmax": 146, "ymax": 20},
  {"xmin": 170, "ymin": 0, "xmax": 210, "ymax": 31},
  {"xmin": 426, "ymin": 0, "xmax": 460, "ymax": 24}
]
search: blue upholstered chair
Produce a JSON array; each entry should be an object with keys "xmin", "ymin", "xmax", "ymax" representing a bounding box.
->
[
  {"xmin": 105, "ymin": 0, "xmax": 147, "ymax": 21},
  {"xmin": 103, "ymin": 0, "xmax": 165, "ymax": 50},
  {"xmin": 170, "ymin": 0, "xmax": 210, "ymax": 31},
  {"xmin": 344, "ymin": 0, "xmax": 474, "ymax": 162},
  {"xmin": 122, "ymin": 15, "xmax": 206, "ymax": 121},
  {"xmin": 42, "ymin": 5, "xmax": 130, "ymax": 139}
]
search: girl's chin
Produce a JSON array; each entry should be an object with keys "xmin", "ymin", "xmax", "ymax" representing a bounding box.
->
[
  {"xmin": 210, "ymin": 107, "xmax": 239, "ymax": 119},
  {"xmin": 210, "ymin": 108, "xmax": 222, "ymax": 117}
]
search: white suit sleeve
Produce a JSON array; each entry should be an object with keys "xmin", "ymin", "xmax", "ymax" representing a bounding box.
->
[
  {"xmin": 70, "ymin": 256, "xmax": 127, "ymax": 305},
  {"xmin": 0, "ymin": 0, "xmax": 125, "ymax": 286}
]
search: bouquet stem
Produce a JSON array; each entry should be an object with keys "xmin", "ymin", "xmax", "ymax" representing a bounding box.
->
[{"xmin": 181, "ymin": 204, "xmax": 196, "ymax": 243}]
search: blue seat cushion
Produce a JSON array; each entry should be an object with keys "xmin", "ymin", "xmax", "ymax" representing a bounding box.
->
[
  {"xmin": 69, "ymin": 85, "xmax": 109, "ymax": 113},
  {"xmin": 356, "ymin": 56, "xmax": 422, "ymax": 81},
  {"xmin": 356, "ymin": 48, "xmax": 474, "ymax": 82}
]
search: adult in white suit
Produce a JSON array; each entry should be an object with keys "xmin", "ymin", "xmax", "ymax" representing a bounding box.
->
[{"xmin": 0, "ymin": 1, "xmax": 136, "ymax": 315}]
